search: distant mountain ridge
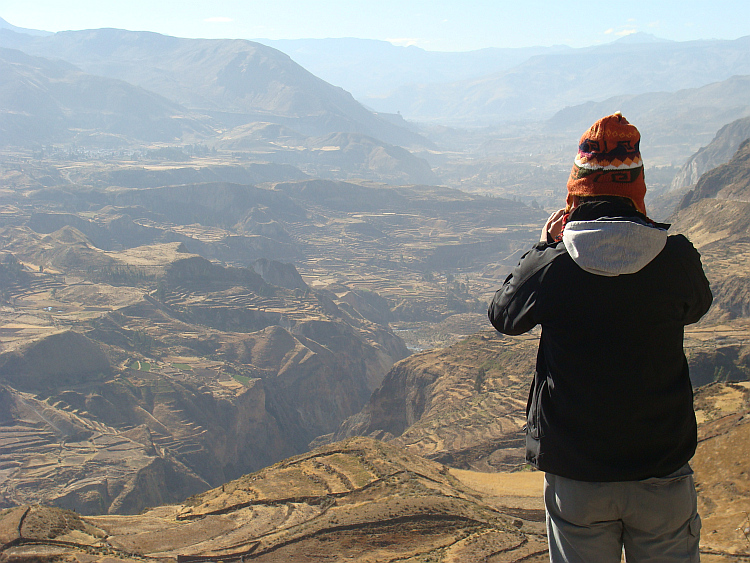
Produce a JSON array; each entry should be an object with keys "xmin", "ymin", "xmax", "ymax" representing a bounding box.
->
[
  {"xmin": 544, "ymin": 75, "xmax": 750, "ymax": 169},
  {"xmin": 365, "ymin": 35, "xmax": 750, "ymax": 123},
  {"xmin": 0, "ymin": 47, "xmax": 214, "ymax": 145},
  {"xmin": 257, "ymin": 37, "xmax": 572, "ymax": 101},
  {"xmin": 0, "ymin": 27, "xmax": 428, "ymax": 148},
  {"xmin": 0, "ymin": 16, "xmax": 50, "ymax": 37}
]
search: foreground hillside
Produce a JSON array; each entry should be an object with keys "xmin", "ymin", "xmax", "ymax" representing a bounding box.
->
[
  {"xmin": 0, "ymin": 437, "xmax": 550, "ymax": 563},
  {"xmin": 1, "ymin": 384, "xmax": 748, "ymax": 563}
]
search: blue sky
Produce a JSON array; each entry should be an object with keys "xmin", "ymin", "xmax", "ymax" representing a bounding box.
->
[{"xmin": 2, "ymin": 0, "xmax": 749, "ymax": 51}]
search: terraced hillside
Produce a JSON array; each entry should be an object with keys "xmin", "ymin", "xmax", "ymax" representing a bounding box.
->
[
  {"xmin": 1, "ymin": 392, "xmax": 749, "ymax": 563},
  {"xmin": 0, "ymin": 151, "xmax": 543, "ymax": 515},
  {"xmin": 0, "ymin": 438, "xmax": 551, "ymax": 563},
  {"xmin": 335, "ymin": 331, "xmax": 537, "ymax": 472},
  {"xmin": 1, "ymin": 161, "xmax": 543, "ymax": 346},
  {"xmin": 333, "ymin": 323, "xmax": 745, "ymax": 471},
  {"xmin": 0, "ymin": 237, "xmax": 410, "ymax": 514}
]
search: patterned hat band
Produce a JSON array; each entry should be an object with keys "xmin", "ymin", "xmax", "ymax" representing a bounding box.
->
[{"xmin": 570, "ymin": 165, "xmax": 644, "ymax": 183}]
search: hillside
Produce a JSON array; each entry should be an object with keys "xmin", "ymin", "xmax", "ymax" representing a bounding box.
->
[
  {"xmin": 0, "ymin": 47, "xmax": 214, "ymax": 146},
  {"xmin": 334, "ymin": 331, "xmax": 538, "ymax": 471},
  {"xmin": 671, "ymin": 140, "xmax": 750, "ymax": 325},
  {"xmin": 0, "ymin": 28, "xmax": 427, "ymax": 148},
  {"xmin": 0, "ymin": 385, "xmax": 748, "ymax": 562},
  {"xmin": 0, "ymin": 234, "xmax": 410, "ymax": 514},
  {"xmin": 0, "ymin": 437, "xmax": 550, "ymax": 563},
  {"xmin": 692, "ymin": 382, "xmax": 750, "ymax": 559}
]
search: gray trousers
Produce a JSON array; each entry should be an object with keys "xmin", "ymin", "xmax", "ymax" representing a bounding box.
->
[{"xmin": 544, "ymin": 465, "xmax": 701, "ymax": 562}]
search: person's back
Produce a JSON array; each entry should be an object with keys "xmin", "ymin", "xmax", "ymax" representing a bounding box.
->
[{"xmin": 488, "ymin": 113, "xmax": 712, "ymax": 562}]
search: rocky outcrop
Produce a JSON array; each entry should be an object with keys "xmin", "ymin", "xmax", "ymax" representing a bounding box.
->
[
  {"xmin": 335, "ymin": 331, "xmax": 537, "ymax": 471},
  {"xmin": 670, "ymin": 116, "xmax": 750, "ymax": 192}
]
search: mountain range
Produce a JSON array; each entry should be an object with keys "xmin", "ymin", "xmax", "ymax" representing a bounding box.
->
[
  {"xmin": 360, "ymin": 35, "xmax": 750, "ymax": 123},
  {"xmin": 0, "ymin": 27, "xmax": 425, "ymax": 148},
  {"xmin": 256, "ymin": 37, "xmax": 572, "ymax": 102},
  {"xmin": 3, "ymin": 21, "xmax": 750, "ymax": 197}
]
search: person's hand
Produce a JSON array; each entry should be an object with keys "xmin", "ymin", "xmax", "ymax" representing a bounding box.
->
[{"xmin": 541, "ymin": 209, "xmax": 566, "ymax": 242}]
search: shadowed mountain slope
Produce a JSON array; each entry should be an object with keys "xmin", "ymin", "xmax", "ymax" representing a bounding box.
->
[{"xmin": 670, "ymin": 140, "xmax": 750, "ymax": 326}]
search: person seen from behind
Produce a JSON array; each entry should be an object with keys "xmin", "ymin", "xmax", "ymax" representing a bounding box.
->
[{"xmin": 488, "ymin": 112, "xmax": 712, "ymax": 562}]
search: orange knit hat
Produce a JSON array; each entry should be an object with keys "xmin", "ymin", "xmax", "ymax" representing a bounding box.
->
[{"xmin": 566, "ymin": 112, "xmax": 647, "ymax": 215}]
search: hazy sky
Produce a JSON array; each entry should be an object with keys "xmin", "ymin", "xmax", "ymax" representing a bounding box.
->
[{"xmin": 2, "ymin": 0, "xmax": 749, "ymax": 51}]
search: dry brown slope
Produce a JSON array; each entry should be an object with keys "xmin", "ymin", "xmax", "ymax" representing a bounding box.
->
[
  {"xmin": 692, "ymin": 382, "xmax": 750, "ymax": 560},
  {"xmin": 0, "ymin": 237, "xmax": 409, "ymax": 515},
  {"xmin": 0, "ymin": 437, "xmax": 549, "ymax": 563},
  {"xmin": 1, "ymin": 397, "xmax": 749, "ymax": 563},
  {"xmin": 335, "ymin": 330, "xmax": 539, "ymax": 472},
  {"xmin": 669, "ymin": 138, "xmax": 750, "ymax": 386}
]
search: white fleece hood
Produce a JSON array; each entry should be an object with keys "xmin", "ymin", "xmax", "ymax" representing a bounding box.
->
[{"xmin": 562, "ymin": 218, "xmax": 668, "ymax": 277}]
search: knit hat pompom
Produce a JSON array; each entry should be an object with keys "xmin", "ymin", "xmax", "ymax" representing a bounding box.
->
[{"xmin": 566, "ymin": 112, "xmax": 647, "ymax": 215}]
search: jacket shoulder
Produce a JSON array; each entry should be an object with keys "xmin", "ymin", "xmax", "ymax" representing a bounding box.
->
[
  {"xmin": 662, "ymin": 233, "xmax": 703, "ymax": 262},
  {"xmin": 665, "ymin": 233, "xmax": 695, "ymax": 249}
]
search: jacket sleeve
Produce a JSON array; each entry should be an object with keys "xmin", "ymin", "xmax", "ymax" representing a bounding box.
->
[
  {"xmin": 488, "ymin": 242, "xmax": 556, "ymax": 335},
  {"xmin": 674, "ymin": 235, "xmax": 713, "ymax": 325}
]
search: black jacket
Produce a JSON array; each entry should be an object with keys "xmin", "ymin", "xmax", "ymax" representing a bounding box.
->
[{"xmin": 488, "ymin": 201, "xmax": 712, "ymax": 481}]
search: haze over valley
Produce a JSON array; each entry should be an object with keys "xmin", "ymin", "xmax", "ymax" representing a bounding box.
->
[{"xmin": 1, "ymin": 12, "xmax": 750, "ymax": 562}]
